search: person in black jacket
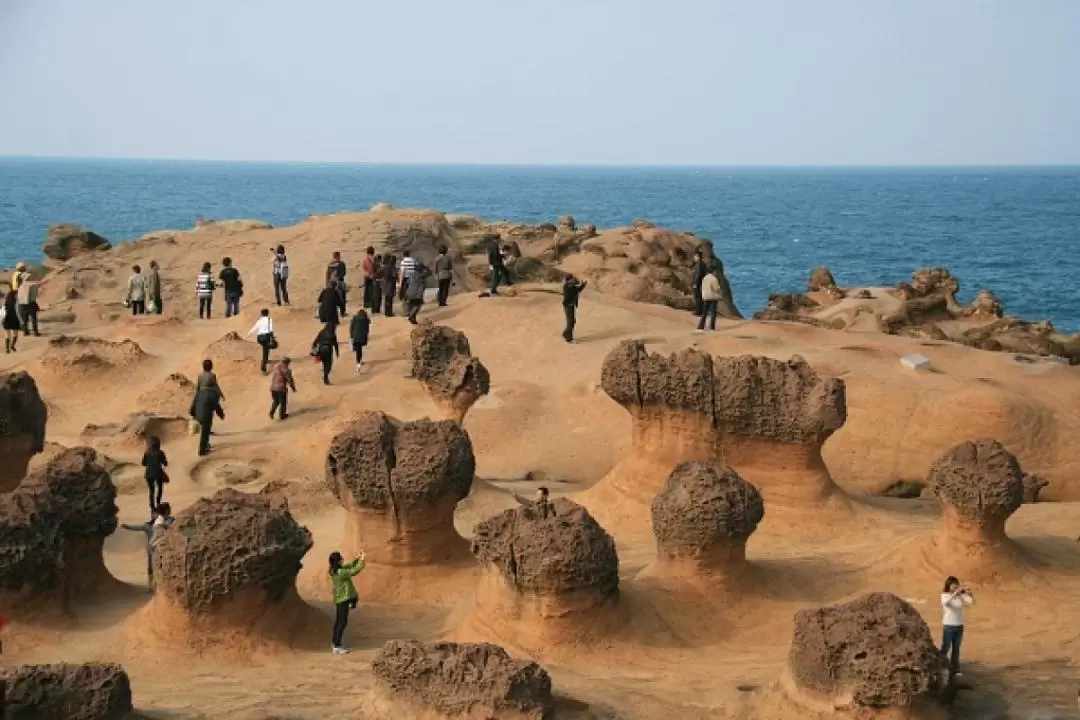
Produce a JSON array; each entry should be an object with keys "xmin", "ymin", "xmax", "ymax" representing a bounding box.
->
[
  {"xmin": 192, "ymin": 383, "xmax": 225, "ymax": 457},
  {"xmin": 349, "ymin": 309, "xmax": 370, "ymax": 372},
  {"xmin": 690, "ymin": 250, "xmax": 708, "ymax": 317},
  {"xmin": 141, "ymin": 436, "xmax": 169, "ymax": 512},
  {"xmin": 369, "ymin": 254, "xmax": 384, "ymax": 315},
  {"xmin": 312, "ymin": 322, "xmax": 340, "ymax": 385},
  {"xmin": 561, "ymin": 275, "xmax": 588, "ymax": 343},
  {"xmin": 486, "ymin": 238, "xmax": 506, "ymax": 296},
  {"xmin": 318, "ymin": 283, "xmax": 341, "ymax": 326},
  {"xmin": 326, "ymin": 251, "xmax": 348, "ymax": 316},
  {"xmin": 381, "ymin": 256, "xmax": 398, "ymax": 317},
  {"xmin": 219, "ymin": 257, "xmax": 243, "ymax": 318}
]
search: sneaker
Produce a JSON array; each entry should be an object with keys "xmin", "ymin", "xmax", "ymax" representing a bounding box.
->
[
  {"xmin": 332, "ymin": 646, "xmax": 350, "ymax": 655},
  {"xmin": 693, "ymin": 329, "xmax": 705, "ymax": 334}
]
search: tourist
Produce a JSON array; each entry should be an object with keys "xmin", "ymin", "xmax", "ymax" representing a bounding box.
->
[
  {"xmin": 245, "ymin": 308, "xmax": 276, "ymax": 374},
  {"xmin": 349, "ymin": 309, "xmax": 370, "ymax": 372},
  {"xmin": 9, "ymin": 262, "xmax": 27, "ymax": 291},
  {"xmin": 696, "ymin": 265, "xmax": 721, "ymax": 333},
  {"xmin": 147, "ymin": 260, "xmax": 163, "ymax": 314},
  {"xmin": 196, "ymin": 262, "xmax": 215, "ymax": 319},
  {"xmin": 328, "ymin": 550, "xmax": 365, "ymax": 655},
  {"xmin": 192, "ymin": 379, "xmax": 225, "ymax": 456},
  {"xmin": 16, "ymin": 269, "xmax": 40, "ymax": 335},
  {"xmin": 381, "ymin": 255, "xmax": 398, "ymax": 317},
  {"xmin": 272, "ymin": 245, "xmax": 291, "ymax": 306},
  {"xmin": 121, "ymin": 502, "xmax": 174, "ymax": 591},
  {"xmin": 194, "ymin": 358, "xmax": 225, "ymax": 401},
  {"xmin": 311, "ymin": 321, "xmax": 340, "ymax": 385},
  {"xmin": 3, "ymin": 291, "xmax": 21, "ymax": 353},
  {"xmin": 317, "ymin": 282, "xmax": 341, "ymax": 326},
  {"xmin": 514, "ymin": 486, "xmax": 556, "ymax": 520},
  {"xmin": 125, "ymin": 264, "xmax": 148, "ymax": 316},
  {"xmin": 219, "ymin": 257, "xmax": 243, "ymax": 318},
  {"xmin": 369, "ymin": 254, "xmax": 384, "ymax": 315},
  {"xmin": 326, "ymin": 251, "xmax": 348, "ymax": 316},
  {"xmin": 501, "ymin": 244, "xmax": 518, "ymax": 285},
  {"xmin": 690, "ymin": 250, "xmax": 708, "ymax": 317},
  {"xmin": 405, "ymin": 263, "xmax": 430, "ymax": 325},
  {"xmin": 434, "ymin": 245, "xmax": 453, "ymax": 307},
  {"xmin": 486, "ymin": 238, "xmax": 507, "ymax": 296},
  {"xmin": 140, "ymin": 435, "xmax": 169, "ymax": 513},
  {"xmin": 269, "ymin": 357, "xmax": 296, "ymax": 420},
  {"xmin": 361, "ymin": 246, "xmax": 377, "ymax": 309},
  {"xmin": 561, "ymin": 275, "xmax": 588, "ymax": 343},
  {"xmin": 398, "ymin": 250, "xmax": 417, "ymax": 302},
  {"xmin": 940, "ymin": 576, "xmax": 975, "ymax": 677}
]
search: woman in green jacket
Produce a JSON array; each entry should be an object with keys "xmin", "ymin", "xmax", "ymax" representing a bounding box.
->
[{"xmin": 329, "ymin": 550, "xmax": 365, "ymax": 654}]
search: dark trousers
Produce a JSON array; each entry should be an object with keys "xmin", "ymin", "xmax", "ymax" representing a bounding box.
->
[
  {"xmin": 130, "ymin": 300, "xmax": 145, "ymax": 316},
  {"xmin": 273, "ymin": 275, "xmax": 290, "ymax": 305},
  {"xmin": 152, "ymin": 294, "xmax": 163, "ymax": 314},
  {"xmin": 370, "ymin": 282, "xmax": 383, "ymax": 315},
  {"xmin": 698, "ymin": 300, "xmax": 717, "ymax": 330},
  {"xmin": 490, "ymin": 265, "xmax": 506, "ymax": 294},
  {"xmin": 332, "ymin": 601, "xmax": 351, "ymax": 647},
  {"xmin": 692, "ymin": 286, "xmax": 703, "ymax": 316},
  {"xmin": 17, "ymin": 304, "xmax": 39, "ymax": 334},
  {"xmin": 270, "ymin": 390, "xmax": 288, "ymax": 419},
  {"xmin": 382, "ymin": 285, "xmax": 395, "ymax": 316},
  {"xmin": 437, "ymin": 278, "xmax": 451, "ymax": 306},
  {"xmin": 224, "ymin": 293, "xmax": 240, "ymax": 318},
  {"xmin": 320, "ymin": 351, "xmax": 334, "ymax": 384},
  {"xmin": 257, "ymin": 334, "xmax": 271, "ymax": 373},
  {"xmin": 335, "ymin": 283, "xmax": 347, "ymax": 315},
  {"xmin": 146, "ymin": 477, "xmax": 163, "ymax": 511},
  {"xmin": 940, "ymin": 625, "xmax": 964, "ymax": 673},
  {"xmin": 398, "ymin": 277, "xmax": 409, "ymax": 301},
  {"xmin": 198, "ymin": 296, "xmax": 212, "ymax": 319},
  {"xmin": 363, "ymin": 277, "xmax": 375, "ymax": 308},
  {"xmin": 563, "ymin": 304, "xmax": 577, "ymax": 341},
  {"xmin": 354, "ymin": 345, "xmax": 365, "ymax": 364},
  {"xmin": 407, "ymin": 299, "xmax": 422, "ymax": 324},
  {"xmin": 198, "ymin": 415, "xmax": 213, "ymax": 454}
]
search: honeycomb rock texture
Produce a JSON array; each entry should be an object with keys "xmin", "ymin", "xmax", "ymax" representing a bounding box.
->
[
  {"xmin": 928, "ymin": 438, "xmax": 1024, "ymax": 525},
  {"xmin": 17, "ymin": 446, "xmax": 118, "ymax": 538},
  {"xmin": 652, "ymin": 462, "xmax": 764, "ymax": 558},
  {"xmin": 789, "ymin": 592, "xmax": 944, "ymax": 709},
  {"xmin": 410, "ymin": 323, "xmax": 490, "ymax": 421},
  {"xmin": 325, "ymin": 411, "xmax": 475, "ymax": 511},
  {"xmin": 372, "ymin": 640, "xmax": 553, "ymax": 719},
  {"xmin": 153, "ymin": 488, "xmax": 313, "ymax": 612},
  {"xmin": 0, "ymin": 371, "xmax": 48, "ymax": 492},
  {"xmin": 0, "ymin": 663, "xmax": 133, "ymax": 720},
  {"xmin": 807, "ymin": 267, "xmax": 837, "ymax": 291},
  {"xmin": 471, "ymin": 498, "xmax": 619, "ymax": 598}
]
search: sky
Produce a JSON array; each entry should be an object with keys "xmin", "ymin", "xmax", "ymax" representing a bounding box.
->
[{"xmin": 1, "ymin": 0, "xmax": 1078, "ymax": 165}]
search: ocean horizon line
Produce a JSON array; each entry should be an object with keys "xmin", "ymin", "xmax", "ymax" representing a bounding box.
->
[{"xmin": 2, "ymin": 155, "xmax": 1079, "ymax": 172}]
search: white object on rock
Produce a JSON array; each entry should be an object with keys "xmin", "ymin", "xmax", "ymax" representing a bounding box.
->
[{"xmin": 900, "ymin": 354, "xmax": 931, "ymax": 371}]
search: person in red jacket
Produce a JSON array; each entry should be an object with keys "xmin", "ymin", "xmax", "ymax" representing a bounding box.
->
[
  {"xmin": 361, "ymin": 246, "xmax": 377, "ymax": 310},
  {"xmin": 269, "ymin": 357, "xmax": 297, "ymax": 420}
]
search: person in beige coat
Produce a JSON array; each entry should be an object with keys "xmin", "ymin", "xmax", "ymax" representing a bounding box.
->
[{"xmin": 696, "ymin": 266, "xmax": 722, "ymax": 332}]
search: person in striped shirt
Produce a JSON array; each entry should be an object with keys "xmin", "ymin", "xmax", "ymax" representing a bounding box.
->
[
  {"xmin": 398, "ymin": 251, "xmax": 417, "ymax": 301},
  {"xmin": 195, "ymin": 263, "xmax": 215, "ymax": 319}
]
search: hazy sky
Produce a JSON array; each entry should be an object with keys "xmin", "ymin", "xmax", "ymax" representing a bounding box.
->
[{"xmin": 1, "ymin": 0, "xmax": 1078, "ymax": 165}]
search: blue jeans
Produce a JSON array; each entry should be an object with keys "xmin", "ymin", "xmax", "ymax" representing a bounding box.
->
[
  {"xmin": 940, "ymin": 625, "xmax": 964, "ymax": 673},
  {"xmin": 224, "ymin": 293, "xmax": 240, "ymax": 318}
]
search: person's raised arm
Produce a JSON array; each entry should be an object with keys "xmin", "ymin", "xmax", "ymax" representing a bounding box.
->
[
  {"xmin": 121, "ymin": 522, "xmax": 151, "ymax": 534},
  {"xmin": 245, "ymin": 319, "xmax": 261, "ymax": 337},
  {"xmin": 344, "ymin": 554, "xmax": 366, "ymax": 576}
]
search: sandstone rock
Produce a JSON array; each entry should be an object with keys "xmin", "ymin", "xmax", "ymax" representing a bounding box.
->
[
  {"xmin": 0, "ymin": 371, "xmax": 48, "ymax": 492},
  {"xmin": 909, "ymin": 267, "xmax": 960, "ymax": 302},
  {"xmin": 40, "ymin": 335, "xmax": 147, "ymax": 376},
  {"xmin": 1022, "ymin": 472, "xmax": 1049, "ymax": 503},
  {"xmin": 929, "ymin": 438, "xmax": 1023, "ymax": 542},
  {"xmin": 651, "ymin": 462, "xmax": 764, "ymax": 567},
  {"xmin": 966, "ymin": 289, "xmax": 1004, "ymax": 319},
  {"xmin": 372, "ymin": 640, "xmax": 553, "ymax": 719},
  {"xmin": 410, "ymin": 323, "xmax": 491, "ymax": 422},
  {"xmin": 325, "ymin": 412, "xmax": 475, "ymax": 565},
  {"xmin": 43, "ymin": 224, "xmax": 111, "ymax": 261},
  {"xmin": 557, "ymin": 215, "xmax": 576, "ymax": 232},
  {"xmin": 807, "ymin": 267, "xmax": 837, "ymax": 292},
  {"xmin": 370, "ymin": 202, "xmax": 394, "ymax": 212},
  {"xmin": 153, "ymin": 488, "xmax": 312, "ymax": 612},
  {"xmin": 789, "ymin": 592, "xmax": 944, "ymax": 710},
  {"xmin": 0, "ymin": 663, "xmax": 133, "ymax": 720},
  {"xmin": 883, "ymin": 295, "xmax": 952, "ymax": 334}
]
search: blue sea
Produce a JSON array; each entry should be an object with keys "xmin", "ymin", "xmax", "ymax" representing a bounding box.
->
[{"xmin": 2, "ymin": 158, "xmax": 1078, "ymax": 331}]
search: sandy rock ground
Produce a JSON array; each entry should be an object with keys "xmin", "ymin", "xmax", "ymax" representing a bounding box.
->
[{"xmin": 1, "ymin": 212, "xmax": 1079, "ymax": 719}]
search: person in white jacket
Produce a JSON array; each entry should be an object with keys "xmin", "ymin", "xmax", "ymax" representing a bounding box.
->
[
  {"xmin": 246, "ymin": 308, "xmax": 275, "ymax": 374},
  {"xmin": 940, "ymin": 576, "xmax": 975, "ymax": 676},
  {"xmin": 695, "ymin": 266, "xmax": 723, "ymax": 332}
]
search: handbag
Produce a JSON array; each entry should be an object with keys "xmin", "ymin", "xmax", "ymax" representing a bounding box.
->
[
  {"xmin": 268, "ymin": 333, "xmax": 279, "ymax": 350},
  {"xmin": 147, "ymin": 299, "xmax": 158, "ymax": 313}
]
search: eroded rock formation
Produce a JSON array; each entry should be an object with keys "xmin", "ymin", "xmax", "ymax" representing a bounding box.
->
[
  {"xmin": 43, "ymin": 223, "xmax": 112, "ymax": 261},
  {"xmin": 371, "ymin": 640, "xmax": 553, "ymax": 719},
  {"xmin": 808, "ymin": 267, "xmax": 837, "ymax": 292},
  {"xmin": 0, "ymin": 371, "xmax": 48, "ymax": 492},
  {"xmin": 326, "ymin": 411, "xmax": 475, "ymax": 566},
  {"xmin": 596, "ymin": 341, "xmax": 847, "ymax": 511},
  {"xmin": 39, "ymin": 335, "xmax": 147, "ymax": 376},
  {"xmin": 1022, "ymin": 472, "xmax": 1049, "ymax": 503},
  {"xmin": 135, "ymin": 488, "xmax": 315, "ymax": 650},
  {"xmin": 788, "ymin": 592, "xmax": 944, "ymax": 713},
  {"xmin": 0, "ymin": 663, "xmax": 133, "ymax": 720},
  {"xmin": 410, "ymin": 323, "xmax": 491, "ymax": 422},
  {"xmin": 468, "ymin": 499, "xmax": 621, "ymax": 648}
]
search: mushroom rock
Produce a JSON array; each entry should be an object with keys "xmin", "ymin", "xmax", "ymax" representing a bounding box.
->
[
  {"xmin": 965, "ymin": 289, "xmax": 1004, "ymax": 319},
  {"xmin": 0, "ymin": 509, "xmax": 66, "ymax": 618},
  {"xmin": 369, "ymin": 640, "xmax": 554, "ymax": 720},
  {"xmin": 557, "ymin": 215, "xmax": 576, "ymax": 232},
  {"xmin": 466, "ymin": 499, "xmax": 622, "ymax": 650},
  {"xmin": 807, "ymin": 266, "xmax": 837, "ymax": 292},
  {"xmin": 0, "ymin": 663, "xmax": 134, "ymax": 720},
  {"xmin": 0, "ymin": 371, "xmax": 48, "ymax": 493},
  {"xmin": 644, "ymin": 462, "xmax": 764, "ymax": 589},
  {"xmin": 786, "ymin": 593, "xmax": 945, "ymax": 717},
  {"xmin": 42, "ymin": 223, "xmax": 112, "ymax": 261},
  {"xmin": 410, "ymin": 323, "xmax": 491, "ymax": 423},
  {"xmin": 927, "ymin": 438, "xmax": 1025, "ymax": 577},
  {"xmin": 130, "ymin": 488, "xmax": 317, "ymax": 652},
  {"xmin": 909, "ymin": 267, "xmax": 960, "ymax": 304},
  {"xmin": 588, "ymin": 341, "xmax": 847, "ymax": 532}
]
